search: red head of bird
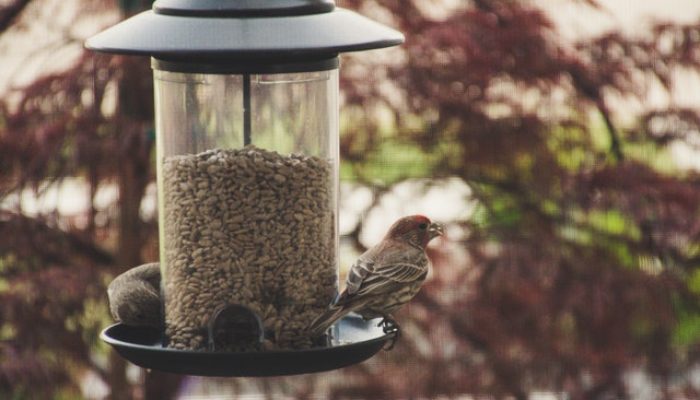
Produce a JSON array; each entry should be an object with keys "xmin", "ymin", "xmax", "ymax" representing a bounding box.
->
[{"xmin": 384, "ymin": 215, "xmax": 444, "ymax": 249}]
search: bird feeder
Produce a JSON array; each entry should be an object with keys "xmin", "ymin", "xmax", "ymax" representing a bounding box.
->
[{"xmin": 87, "ymin": 0, "xmax": 403, "ymax": 376}]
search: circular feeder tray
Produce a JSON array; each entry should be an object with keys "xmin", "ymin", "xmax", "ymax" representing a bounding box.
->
[{"xmin": 101, "ymin": 316, "xmax": 396, "ymax": 377}]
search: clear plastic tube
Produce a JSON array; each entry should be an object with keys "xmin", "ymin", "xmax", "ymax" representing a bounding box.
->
[{"xmin": 154, "ymin": 68, "xmax": 339, "ymax": 350}]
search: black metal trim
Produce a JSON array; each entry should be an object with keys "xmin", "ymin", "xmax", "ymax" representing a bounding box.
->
[
  {"xmin": 151, "ymin": 56, "xmax": 339, "ymax": 74},
  {"xmin": 243, "ymin": 74, "xmax": 252, "ymax": 146},
  {"xmin": 101, "ymin": 316, "xmax": 397, "ymax": 377},
  {"xmin": 153, "ymin": 0, "xmax": 335, "ymax": 18}
]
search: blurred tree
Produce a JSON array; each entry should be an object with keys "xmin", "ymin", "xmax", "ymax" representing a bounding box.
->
[
  {"xmin": 0, "ymin": 0, "xmax": 31, "ymax": 30},
  {"xmin": 1, "ymin": 0, "xmax": 700, "ymax": 399},
  {"xmin": 335, "ymin": 0, "xmax": 700, "ymax": 399},
  {"xmin": 0, "ymin": 0, "xmax": 179, "ymax": 399}
]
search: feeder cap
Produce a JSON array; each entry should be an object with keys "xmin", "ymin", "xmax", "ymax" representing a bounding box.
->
[
  {"xmin": 85, "ymin": 0, "xmax": 403, "ymax": 62},
  {"xmin": 153, "ymin": 0, "xmax": 335, "ymax": 17}
]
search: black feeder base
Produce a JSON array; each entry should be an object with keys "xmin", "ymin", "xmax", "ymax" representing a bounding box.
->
[{"xmin": 100, "ymin": 316, "xmax": 397, "ymax": 377}]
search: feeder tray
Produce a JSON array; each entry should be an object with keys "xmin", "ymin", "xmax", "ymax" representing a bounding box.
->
[{"xmin": 101, "ymin": 315, "xmax": 397, "ymax": 377}]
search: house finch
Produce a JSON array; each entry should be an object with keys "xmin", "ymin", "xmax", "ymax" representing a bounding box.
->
[
  {"xmin": 107, "ymin": 262, "xmax": 162, "ymax": 328},
  {"xmin": 308, "ymin": 215, "xmax": 444, "ymax": 337}
]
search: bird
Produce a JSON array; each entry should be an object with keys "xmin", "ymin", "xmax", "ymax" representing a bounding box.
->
[
  {"xmin": 107, "ymin": 262, "xmax": 162, "ymax": 328},
  {"xmin": 308, "ymin": 215, "xmax": 444, "ymax": 338}
]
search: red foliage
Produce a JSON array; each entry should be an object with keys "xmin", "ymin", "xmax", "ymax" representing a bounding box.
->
[
  {"xmin": 1, "ymin": 0, "xmax": 700, "ymax": 398},
  {"xmin": 334, "ymin": 1, "xmax": 700, "ymax": 399}
]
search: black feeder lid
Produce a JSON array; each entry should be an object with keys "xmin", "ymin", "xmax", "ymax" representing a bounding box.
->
[{"xmin": 85, "ymin": 0, "xmax": 404, "ymax": 65}]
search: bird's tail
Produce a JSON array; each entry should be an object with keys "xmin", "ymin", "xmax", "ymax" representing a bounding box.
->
[{"xmin": 307, "ymin": 304, "xmax": 352, "ymax": 337}]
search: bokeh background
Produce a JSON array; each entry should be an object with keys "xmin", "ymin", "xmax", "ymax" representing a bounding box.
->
[{"xmin": 2, "ymin": 0, "xmax": 700, "ymax": 399}]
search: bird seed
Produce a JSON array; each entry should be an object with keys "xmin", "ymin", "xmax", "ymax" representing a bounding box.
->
[{"xmin": 162, "ymin": 146, "xmax": 337, "ymax": 351}]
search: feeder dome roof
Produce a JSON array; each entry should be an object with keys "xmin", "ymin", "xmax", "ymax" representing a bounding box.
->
[{"xmin": 85, "ymin": 0, "xmax": 404, "ymax": 61}]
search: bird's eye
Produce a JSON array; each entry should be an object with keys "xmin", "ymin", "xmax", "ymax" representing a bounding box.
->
[{"xmin": 418, "ymin": 223, "xmax": 428, "ymax": 230}]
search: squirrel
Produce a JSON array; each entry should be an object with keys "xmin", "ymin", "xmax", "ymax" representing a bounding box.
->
[{"xmin": 107, "ymin": 263, "xmax": 162, "ymax": 328}]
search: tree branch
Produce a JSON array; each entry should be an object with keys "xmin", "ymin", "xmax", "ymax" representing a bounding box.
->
[
  {"xmin": 596, "ymin": 99, "xmax": 624, "ymax": 162},
  {"xmin": 0, "ymin": 0, "xmax": 32, "ymax": 33}
]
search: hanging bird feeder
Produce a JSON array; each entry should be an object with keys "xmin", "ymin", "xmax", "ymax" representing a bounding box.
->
[{"xmin": 87, "ymin": 0, "xmax": 403, "ymax": 376}]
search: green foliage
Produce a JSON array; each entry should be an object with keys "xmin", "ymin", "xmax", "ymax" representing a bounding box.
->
[
  {"xmin": 675, "ymin": 313, "xmax": 700, "ymax": 347},
  {"xmin": 341, "ymin": 138, "xmax": 441, "ymax": 183}
]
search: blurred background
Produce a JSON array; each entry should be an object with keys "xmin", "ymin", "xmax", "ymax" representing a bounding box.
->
[{"xmin": 2, "ymin": 0, "xmax": 700, "ymax": 399}]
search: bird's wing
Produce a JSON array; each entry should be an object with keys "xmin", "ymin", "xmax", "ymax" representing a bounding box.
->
[
  {"xmin": 344, "ymin": 256, "xmax": 374, "ymax": 296},
  {"xmin": 354, "ymin": 261, "xmax": 427, "ymax": 297},
  {"xmin": 335, "ymin": 256, "xmax": 428, "ymax": 307}
]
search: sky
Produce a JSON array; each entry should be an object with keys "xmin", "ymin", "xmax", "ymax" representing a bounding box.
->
[
  {"xmin": 0, "ymin": 0, "xmax": 117, "ymax": 95},
  {"xmin": 541, "ymin": 0, "xmax": 700, "ymax": 39}
]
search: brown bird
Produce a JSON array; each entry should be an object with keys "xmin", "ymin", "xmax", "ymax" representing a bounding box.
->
[
  {"xmin": 308, "ymin": 215, "xmax": 444, "ymax": 337},
  {"xmin": 107, "ymin": 262, "xmax": 162, "ymax": 328}
]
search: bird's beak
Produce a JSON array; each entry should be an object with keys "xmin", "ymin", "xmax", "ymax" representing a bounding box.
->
[{"xmin": 428, "ymin": 222, "xmax": 445, "ymax": 239}]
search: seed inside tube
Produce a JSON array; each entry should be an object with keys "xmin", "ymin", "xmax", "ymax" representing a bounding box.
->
[{"xmin": 162, "ymin": 146, "xmax": 337, "ymax": 351}]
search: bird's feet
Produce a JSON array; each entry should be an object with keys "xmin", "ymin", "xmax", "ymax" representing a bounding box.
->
[
  {"xmin": 377, "ymin": 316, "xmax": 399, "ymax": 332},
  {"xmin": 378, "ymin": 316, "xmax": 401, "ymax": 351}
]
